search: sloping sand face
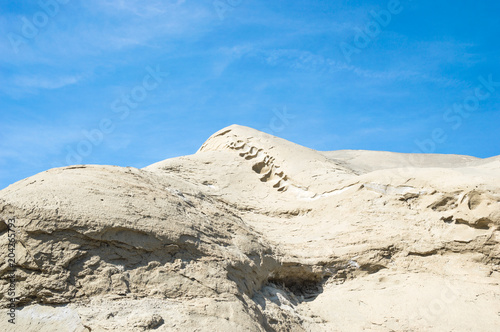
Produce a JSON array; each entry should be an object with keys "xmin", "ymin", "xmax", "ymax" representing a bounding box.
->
[{"xmin": 1, "ymin": 125, "xmax": 499, "ymax": 331}]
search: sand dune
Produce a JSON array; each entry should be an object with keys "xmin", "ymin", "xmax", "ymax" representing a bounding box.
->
[{"xmin": 1, "ymin": 125, "xmax": 499, "ymax": 331}]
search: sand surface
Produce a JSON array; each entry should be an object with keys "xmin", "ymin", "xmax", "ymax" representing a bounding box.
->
[{"xmin": 1, "ymin": 125, "xmax": 499, "ymax": 331}]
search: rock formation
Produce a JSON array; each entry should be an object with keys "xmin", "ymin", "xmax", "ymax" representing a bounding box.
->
[{"xmin": 1, "ymin": 125, "xmax": 499, "ymax": 331}]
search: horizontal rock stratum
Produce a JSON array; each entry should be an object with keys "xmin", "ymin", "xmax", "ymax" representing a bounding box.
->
[{"xmin": 1, "ymin": 125, "xmax": 499, "ymax": 331}]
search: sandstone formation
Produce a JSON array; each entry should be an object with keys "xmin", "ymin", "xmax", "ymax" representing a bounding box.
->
[{"xmin": 1, "ymin": 125, "xmax": 499, "ymax": 331}]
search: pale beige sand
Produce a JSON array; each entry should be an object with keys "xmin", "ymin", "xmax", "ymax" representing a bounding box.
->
[{"xmin": 1, "ymin": 125, "xmax": 499, "ymax": 331}]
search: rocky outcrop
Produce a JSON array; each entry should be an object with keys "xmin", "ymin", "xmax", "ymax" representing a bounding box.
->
[{"xmin": 1, "ymin": 125, "xmax": 499, "ymax": 331}]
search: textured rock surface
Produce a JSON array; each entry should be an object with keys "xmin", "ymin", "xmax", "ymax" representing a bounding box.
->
[{"xmin": 1, "ymin": 124, "xmax": 499, "ymax": 331}]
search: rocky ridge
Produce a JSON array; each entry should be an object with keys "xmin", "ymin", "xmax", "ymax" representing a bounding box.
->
[{"xmin": 1, "ymin": 125, "xmax": 499, "ymax": 331}]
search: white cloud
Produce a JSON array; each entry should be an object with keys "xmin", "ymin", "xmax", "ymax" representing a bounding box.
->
[
  {"xmin": 13, "ymin": 75, "xmax": 81, "ymax": 90},
  {"xmin": 0, "ymin": 0, "xmax": 214, "ymax": 65}
]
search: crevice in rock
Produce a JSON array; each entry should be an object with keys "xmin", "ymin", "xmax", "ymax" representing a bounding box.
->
[
  {"xmin": 428, "ymin": 195, "xmax": 458, "ymax": 211},
  {"xmin": 265, "ymin": 263, "xmax": 332, "ymax": 302},
  {"xmin": 359, "ymin": 263, "xmax": 387, "ymax": 274},
  {"xmin": 456, "ymin": 218, "xmax": 491, "ymax": 230},
  {"xmin": 267, "ymin": 276, "xmax": 325, "ymax": 302},
  {"xmin": 408, "ymin": 249, "xmax": 440, "ymax": 257},
  {"xmin": 441, "ymin": 215, "xmax": 493, "ymax": 230},
  {"xmin": 0, "ymin": 219, "xmax": 8, "ymax": 235}
]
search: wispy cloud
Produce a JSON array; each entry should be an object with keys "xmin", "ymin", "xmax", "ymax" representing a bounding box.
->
[
  {"xmin": 90, "ymin": 0, "xmax": 188, "ymax": 17},
  {"xmin": 0, "ymin": 0, "xmax": 213, "ymax": 63},
  {"xmin": 76, "ymin": 0, "xmax": 213, "ymax": 48},
  {"xmin": 13, "ymin": 75, "xmax": 81, "ymax": 90}
]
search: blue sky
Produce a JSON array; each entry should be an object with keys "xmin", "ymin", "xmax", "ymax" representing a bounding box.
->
[{"xmin": 1, "ymin": 0, "xmax": 500, "ymax": 189}]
